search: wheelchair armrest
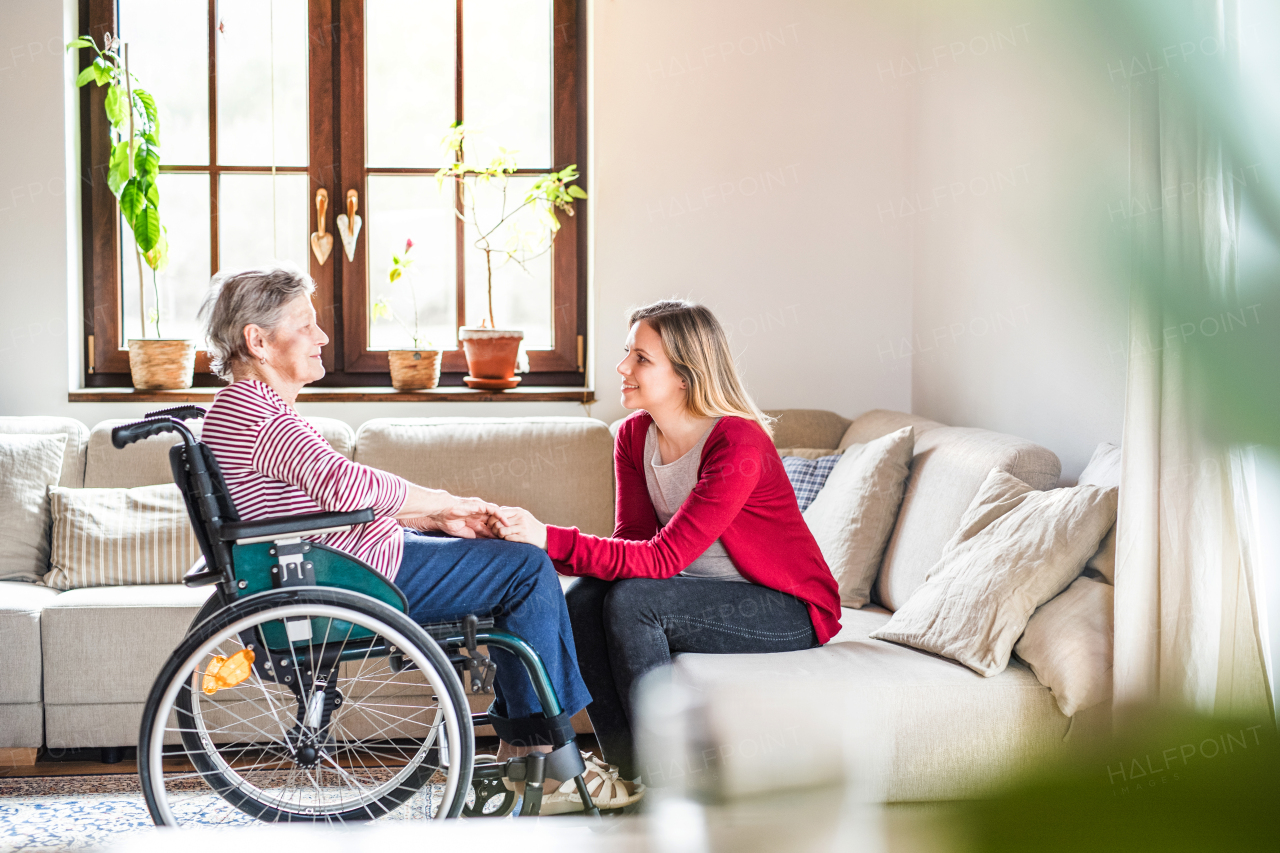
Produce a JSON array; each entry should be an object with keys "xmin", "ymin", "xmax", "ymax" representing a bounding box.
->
[{"xmin": 219, "ymin": 508, "xmax": 377, "ymax": 543}]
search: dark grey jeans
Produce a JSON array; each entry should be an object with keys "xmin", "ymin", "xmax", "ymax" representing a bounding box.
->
[{"xmin": 564, "ymin": 576, "xmax": 819, "ymax": 780}]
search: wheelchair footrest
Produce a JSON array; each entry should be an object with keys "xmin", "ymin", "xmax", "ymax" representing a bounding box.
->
[
  {"xmin": 487, "ymin": 707, "xmax": 576, "ymax": 748},
  {"xmin": 500, "ymin": 741, "xmax": 586, "ymax": 787}
]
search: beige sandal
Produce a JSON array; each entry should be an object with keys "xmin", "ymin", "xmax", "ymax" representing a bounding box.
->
[{"xmin": 537, "ymin": 751, "xmax": 645, "ymax": 815}]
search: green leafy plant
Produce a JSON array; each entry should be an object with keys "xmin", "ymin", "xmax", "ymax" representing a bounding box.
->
[
  {"xmin": 68, "ymin": 33, "xmax": 168, "ymax": 338},
  {"xmin": 435, "ymin": 123, "xmax": 587, "ymax": 329},
  {"xmin": 372, "ymin": 239, "xmax": 435, "ymax": 350}
]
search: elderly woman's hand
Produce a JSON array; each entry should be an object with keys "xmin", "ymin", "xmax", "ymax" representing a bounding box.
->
[
  {"xmin": 492, "ymin": 506, "xmax": 548, "ymax": 550},
  {"xmin": 404, "ymin": 496, "xmax": 503, "ymax": 539}
]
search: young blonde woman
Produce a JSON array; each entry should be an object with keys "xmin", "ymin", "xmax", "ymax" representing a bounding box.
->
[{"xmin": 496, "ymin": 299, "xmax": 842, "ymax": 788}]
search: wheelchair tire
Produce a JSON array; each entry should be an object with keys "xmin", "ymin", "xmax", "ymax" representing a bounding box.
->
[{"xmin": 139, "ymin": 587, "xmax": 474, "ymax": 825}]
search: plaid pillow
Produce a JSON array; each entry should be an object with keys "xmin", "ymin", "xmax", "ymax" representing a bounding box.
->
[{"xmin": 782, "ymin": 454, "xmax": 843, "ymax": 512}]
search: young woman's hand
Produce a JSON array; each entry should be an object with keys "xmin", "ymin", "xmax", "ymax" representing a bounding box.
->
[{"xmin": 493, "ymin": 506, "xmax": 548, "ymax": 550}]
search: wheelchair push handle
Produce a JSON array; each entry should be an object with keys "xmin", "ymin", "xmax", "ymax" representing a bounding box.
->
[
  {"xmin": 111, "ymin": 417, "xmax": 198, "ymax": 450},
  {"xmin": 143, "ymin": 404, "xmax": 207, "ymax": 422}
]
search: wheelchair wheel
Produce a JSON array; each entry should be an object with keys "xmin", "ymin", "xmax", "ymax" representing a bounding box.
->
[{"xmin": 139, "ymin": 587, "xmax": 474, "ymax": 826}]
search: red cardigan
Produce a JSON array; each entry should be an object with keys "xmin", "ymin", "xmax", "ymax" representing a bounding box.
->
[{"xmin": 546, "ymin": 412, "xmax": 843, "ymax": 644}]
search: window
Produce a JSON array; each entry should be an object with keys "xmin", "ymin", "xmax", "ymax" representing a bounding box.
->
[{"xmin": 78, "ymin": 0, "xmax": 586, "ymax": 389}]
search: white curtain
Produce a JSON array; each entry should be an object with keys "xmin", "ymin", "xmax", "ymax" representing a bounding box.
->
[{"xmin": 1114, "ymin": 0, "xmax": 1272, "ymax": 719}]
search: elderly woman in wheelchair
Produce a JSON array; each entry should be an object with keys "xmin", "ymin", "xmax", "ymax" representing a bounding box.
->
[{"xmin": 124, "ymin": 265, "xmax": 641, "ymax": 826}]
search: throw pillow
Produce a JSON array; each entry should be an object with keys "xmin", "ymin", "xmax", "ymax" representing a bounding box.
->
[
  {"xmin": 0, "ymin": 433, "xmax": 69, "ymax": 583},
  {"xmin": 1014, "ymin": 576, "xmax": 1114, "ymax": 717},
  {"xmin": 782, "ymin": 453, "xmax": 845, "ymax": 512},
  {"xmin": 870, "ymin": 468, "xmax": 1118, "ymax": 677},
  {"xmin": 802, "ymin": 427, "xmax": 913, "ymax": 608},
  {"xmin": 1077, "ymin": 442, "xmax": 1121, "ymax": 583},
  {"xmin": 44, "ymin": 483, "xmax": 201, "ymax": 590}
]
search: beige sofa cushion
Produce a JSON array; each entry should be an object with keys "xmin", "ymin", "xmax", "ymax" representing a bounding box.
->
[
  {"xmin": 670, "ymin": 604, "xmax": 1071, "ymax": 801},
  {"xmin": 40, "ymin": 584, "xmax": 216, "ymax": 707},
  {"xmin": 0, "ymin": 416, "xmax": 88, "ymax": 488},
  {"xmin": 356, "ymin": 417, "xmax": 615, "ymax": 537},
  {"xmin": 764, "ymin": 409, "xmax": 852, "ymax": 451},
  {"xmin": 803, "ymin": 427, "xmax": 913, "ymax": 608},
  {"xmin": 854, "ymin": 415, "xmax": 1061, "ymax": 611},
  {"xmin": 0, "ymin": 581, "xmax": 61, "ymax": 747},
  {"xmin": 870, "ymin": 470, "xmax": 1118, "ymax": 677},
  {"xmin": 838, "ymin": 409, "xmax": 944, "ymax": 450},
  {"xmin": 776, "ymin": 447, "xmax": 843, "ymax": 460},
  {"xmin": 1015, "ymin": 576, "xmax": 1114, "ymax": 717},
  {"xmin": 44, "ymin": 484, "xmax": 200, "ymax": 590},
  {"xmin": 84, "ymin": 416, "xmax": 356, "ymax": 488},
  {"xmin": 0, "ymin": 433, "xmax": 68, "ymax": 583}
]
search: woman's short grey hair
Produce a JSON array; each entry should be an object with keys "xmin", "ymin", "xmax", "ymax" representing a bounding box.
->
[{"xmin": 198, "ymin": 265, "xmax": 315, "ymax": 381}]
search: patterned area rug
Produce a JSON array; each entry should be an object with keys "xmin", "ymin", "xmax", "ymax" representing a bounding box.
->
[{"xmin": 0, "ymin": 777, "xmax": 450, "ymax": 852}]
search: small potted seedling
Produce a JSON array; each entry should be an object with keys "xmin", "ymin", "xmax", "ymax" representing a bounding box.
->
[
  {"xmin": 374, "ymin": 239, "xmax": 442, "ymax": 390},
  {"xmin": 436, "ymin": 123, "xmax": 586, "ymax": 389}
]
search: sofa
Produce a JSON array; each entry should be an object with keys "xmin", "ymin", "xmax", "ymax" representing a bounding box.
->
[{"xmin": 0, "ymin": 408, "xmax": 1095, "ymax": 800}]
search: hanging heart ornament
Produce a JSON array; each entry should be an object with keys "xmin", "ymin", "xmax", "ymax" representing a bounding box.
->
[
  {"xmin": 310, "ymin": 188, "xmax": 333, "ymax": 265},
  {"xmin": 336, "ymin": 188, "xmax": 362, "ymax": 262}
]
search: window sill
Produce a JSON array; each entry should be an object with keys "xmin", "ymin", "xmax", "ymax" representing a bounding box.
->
[{"xmin": 69, "ymin": 387, "xmax": 596, "ymax": 404}]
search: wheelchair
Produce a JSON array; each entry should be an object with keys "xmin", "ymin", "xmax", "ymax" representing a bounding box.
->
[{"xmin": 118, "ymin": 406, "xmax": 601, "ymax": 826}]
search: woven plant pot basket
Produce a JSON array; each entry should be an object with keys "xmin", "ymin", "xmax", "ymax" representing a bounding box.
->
[{"xmin": 128, "ymin": 339, "xmax": 196, "ymax": 390}]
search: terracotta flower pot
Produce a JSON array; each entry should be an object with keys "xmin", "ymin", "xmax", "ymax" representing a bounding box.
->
[
  {"xmin": 128, "ymin": 339, "xmax": 196, "ymax": 390},
  {"xmin": 459, "ymin": 327, "xmax": 524, "ymax": 390},
  {"xmin": 387, "ymin": 350, "xmax": 442, "ymax": 390}
]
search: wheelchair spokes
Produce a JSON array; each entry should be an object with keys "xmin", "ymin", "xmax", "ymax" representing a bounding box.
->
[{"xmin": 139, "ymin": 591, "xmax": 473, "ymax": 825}]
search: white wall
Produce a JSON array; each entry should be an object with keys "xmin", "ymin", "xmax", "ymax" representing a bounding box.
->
[
  {"xmin": 587, "ymin": 0, "xmax": 914, "ymax": 426},
  {"xmin": 903, "ymin": 0, "xmax": 1130, "ymax": 480}
]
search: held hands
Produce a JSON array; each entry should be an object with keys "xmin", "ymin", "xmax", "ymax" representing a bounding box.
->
[
  {"xmin": 492, "ymin": 506, "xmax": 548, "ymax": 551},
  {"xmin": 404, "ymin": 497, "xmax": 503, "ymax": 539}
]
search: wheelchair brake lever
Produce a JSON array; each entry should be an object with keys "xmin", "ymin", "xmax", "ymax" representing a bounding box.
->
[{"xmin": 461, "ymin": 614, "xmax": 496, "ymax": 693}]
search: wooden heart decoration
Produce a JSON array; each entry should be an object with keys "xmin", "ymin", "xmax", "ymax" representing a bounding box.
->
[
  {"xmin": 336, "ymin": 213, "xmax": 361, "ymax": 262},
  {"xmin": 310, "ymin": 188, "xmax": 333, "ymax": 265},
  {"xmin": 310, "ymin": 232, "xmax": 333, "ymax": 265},
  {"xmin": 336, "ymin": 189, "xmax": 362, "ymax": 262}
]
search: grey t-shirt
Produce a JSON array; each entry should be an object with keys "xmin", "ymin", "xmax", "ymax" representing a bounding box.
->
[{"xmin": 643, "ymin": 419, "xmax": 748, "ymax": 582}]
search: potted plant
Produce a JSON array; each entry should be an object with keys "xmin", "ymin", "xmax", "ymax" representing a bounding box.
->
[
  {"xmin": 69, "ymin": 33, "xmax": 192, "ymax": 390},
  {"xmin": 373, "ymin": 239, "xmax": 442, "ymax": 390},
  {"xmin": 436, "ymin": 124, "xmax": 586, "ymax": 389}
]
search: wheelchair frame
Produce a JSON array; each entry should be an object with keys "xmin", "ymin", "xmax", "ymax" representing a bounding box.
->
[{"xmin": 120, "ymin": 406, "xmax": 599, "ymax": 821}]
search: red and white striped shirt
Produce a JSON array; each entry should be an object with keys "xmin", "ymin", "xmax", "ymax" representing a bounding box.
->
[{"xmin": 202, "ymin": 379, "xmax": 409, "ymax": 580}]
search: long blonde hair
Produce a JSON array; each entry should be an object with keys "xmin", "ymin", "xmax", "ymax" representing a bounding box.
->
[{"xmin": 628, "ymin": 300, "xmax": 775, "ymax": 438}]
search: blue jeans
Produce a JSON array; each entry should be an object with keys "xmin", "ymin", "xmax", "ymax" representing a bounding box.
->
[{"xmin": 395, "ymin": 530, "xmax": 591, "ymax": 725}]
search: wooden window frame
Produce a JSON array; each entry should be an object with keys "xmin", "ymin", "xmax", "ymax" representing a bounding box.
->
[{"xmin": 78, "ymin": 0, "xmax": 587, "ymax": 390}]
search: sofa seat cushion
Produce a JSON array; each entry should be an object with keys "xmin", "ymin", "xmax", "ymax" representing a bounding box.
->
[
  {"xmin": 356, "ymin": 417, "xmax": 615, "ymax": 537},
  {"xmin": 0, "ymin": 582, "xmax": 61, "ymax": 747},
  {"xmin": 670, "ymin": 605, "xmax": 1069, "ymax": 801},
  {"xmin": 40, "ymin": 584, "xmax": 215, "ymax": 707}
]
